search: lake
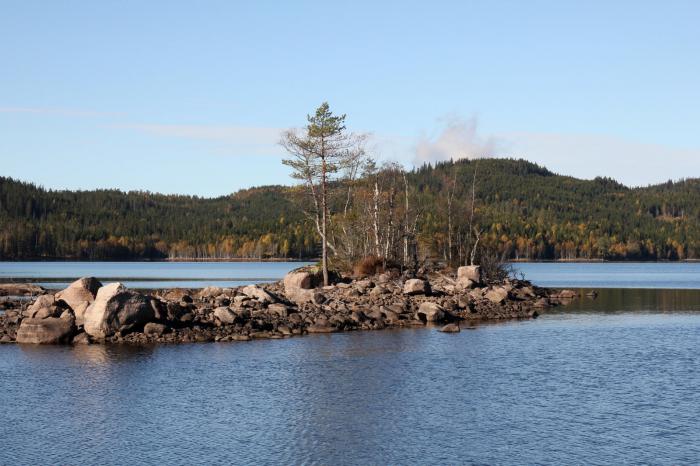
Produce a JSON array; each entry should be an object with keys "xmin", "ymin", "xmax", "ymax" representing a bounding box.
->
[
  {"xmin": 3, "ymin": 260, "xmax": 700, "ymax": 289},
  {"xmin": 2, "ymin": 262, "xmax": 700, "ymax": 464},
  {"xmin": 0, "ymin": 261, "xmax": 315, "ymax": 289}
]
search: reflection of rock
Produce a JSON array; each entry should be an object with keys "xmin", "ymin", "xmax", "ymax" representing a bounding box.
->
[
  {"xmin": 16, "ymin": 317, "xmax": 75, "ymax": 344},
  {"xmin": 83, "ymin": 283, "xmax": 154, "ymax": 339},
  {"xmin": 439, "ymin": 323, "xmax": 460, "ymax": 333},
  {"xmin": 550, "ymin": 289, "xmax": 578, "ymax": 299}
]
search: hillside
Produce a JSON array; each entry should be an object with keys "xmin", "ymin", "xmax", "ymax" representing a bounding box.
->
[{"xmin": 1, "ymin": 158, "xmax": 699, "ymax": 261}]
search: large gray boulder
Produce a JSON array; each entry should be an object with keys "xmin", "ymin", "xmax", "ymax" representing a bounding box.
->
[
  {"xmin": 55, "ymin": 277, "xmax": 102, "ymax": 326},
  {"xmin": 457, "ymin": 266, "xmax": 482, "ymax": 288},
  {"xmin": 283, "ymin": 270, "xmax": 318, "ymax": 303},
  {"xmin": 83, "ymin": 283, "xmax": 154, "ymax": 339},
  {"xmin": 16, "ymin": 316, "xmax": 75, "ymax": 344}
]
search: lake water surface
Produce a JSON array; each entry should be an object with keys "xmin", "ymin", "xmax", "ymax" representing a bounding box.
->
[
  {"xmin": 0, "ymin": 261, "xmax": 314, "ymax": 289},
  {"xmin": 1, "ymin": 263, "xmax": 700, "ymax": 464},
  {"xmin": 3, "ymin": 261, "xmax": 700, "ymax": 289}
]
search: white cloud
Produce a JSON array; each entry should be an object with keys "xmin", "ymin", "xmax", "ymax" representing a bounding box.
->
[{"xmin": 413, "ymin": 116, "xmax": 499, "ymax": 165}]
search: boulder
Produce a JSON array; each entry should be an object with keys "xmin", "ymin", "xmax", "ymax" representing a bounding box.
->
[
  {"xmin": 55, "ymin": 277, "xmax": 102, "ymax": 326},
  {"xmin": 213, "ymin": 306, "xmax": 238, "ymax": 325},
  {"xmin": 370, "ymin": 286, "xmax": 389, "ymax": 296},
  {"xmin": 22, "ymin": 294, "xmax": 58, "ymax": 319},
  {"xmin": 267, "ymin": 303, "xmax": 289, "ymax": 318},
  {"xmin": 283, "ymin": 270, "xmax": 319, "ymax": 303},
  {"xmin": 416, "ymin": 302, "xmax": 446, "ymax": 322},
  {"xmin": 159, "ymin": 288, "xmax": 193, "ymax": 302},
  {"xmin": 16, "ymin": 317, "xmax": 75, "ymax": 344},
  {"xmin": 198, "ymin": 286, "xmax": 226, "ymax": 298},
  {"xmin": 457, "ymin": 266, "xmax": 482, "ymax": 285},
  {"xmin": 144, "ymin": 322, "xmax": 169, "ymax": 336},
  {"xmin": 240, "ymin": 285, "xmax": 275, "ymax": 304},
  {"xmin": 83, "ymin": 283, "xmax": 155, "ymax": 339},
  {"xmin": 25, "ymin": 294, "xmax": 60, "ymax": 318},
  {"xmin": 485, "ymin": 286, "xmax": 509, "ymax": 304},
  {"xmin": 403, "ymin": 279, "xmax": 428, "ymax": 295}
]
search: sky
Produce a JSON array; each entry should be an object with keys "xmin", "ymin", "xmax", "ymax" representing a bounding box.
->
[{"xmin": 1, "ymin": 0, "xmax": 699, "ymax": 196}]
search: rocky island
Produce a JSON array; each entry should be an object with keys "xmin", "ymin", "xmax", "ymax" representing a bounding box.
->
[{"xmin": 0, "ymin": 266, "xmax": 577, "ymax": 345}]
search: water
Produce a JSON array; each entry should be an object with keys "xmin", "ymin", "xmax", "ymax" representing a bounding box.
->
[
  {"xmin": 3, "ymin": 260, "xmax": 700, "ymax": 289},
  {"xmin": 1, "ymin": 306, "xmax": 699, "ymax": 464},
  {"xmin": 2, "ymin": 263, "xmax": 700, "ymax": 464},
  {"xmin": 0, "ymin": 261, "xmax": 313, "ymax": 289},
  {"xmin": 513, "ymin": 262, "xmax": 700, "ymax": 289}
]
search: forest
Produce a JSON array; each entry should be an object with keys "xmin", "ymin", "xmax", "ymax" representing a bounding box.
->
[{"xmin": 1, "ymin": 157, "xmax": 699, "ymax": 262}]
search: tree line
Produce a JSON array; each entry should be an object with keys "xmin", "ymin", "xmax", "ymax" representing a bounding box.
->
[{"xmin": 2, "ymin": 109, "xmax": 699, "ymax": 263}]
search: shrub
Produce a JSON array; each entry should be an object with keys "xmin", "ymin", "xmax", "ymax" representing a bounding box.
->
[
  {"xmin": 476, "ymin": 250, "xmax": 516, "ymax": 284},
  {"xmin": 353, "ymin": 256, "xmax": 386, "ymax": 277}
]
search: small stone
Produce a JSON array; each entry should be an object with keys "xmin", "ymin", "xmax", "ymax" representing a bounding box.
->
[
  {"xmin": 439, "ymin": 323, "xmax": 461, "ymax": 333},
  {"xmin": 144, "ymin": 322, "xmax": 169, "ymax": 336},
  {"xmin": 213, "ymin": 307, "xmax": 237, "ymax": 324},
  {"xmin": 485, "ymin": 287, "xmax": 509, "ymax": 304},
  {"xmin": 403, "ymin": 279, "xmax": 428, "ymax": 295}
]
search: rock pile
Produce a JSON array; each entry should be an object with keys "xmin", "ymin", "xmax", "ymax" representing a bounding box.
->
[{"xmin": 0, "ymin": 265, "xmax": 566, "ymax": 345}]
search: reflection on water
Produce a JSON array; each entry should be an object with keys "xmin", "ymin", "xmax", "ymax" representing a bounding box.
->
[
  {"xmin": 2, "ymin": 294, "xmax": 700, "ymax": 464},
  {"xmin": 558, "ymin": 288, "xmax": 700, "ymax": 313},
  {"xmin": 514, "ymin": 262, "xmax": 700, "ymax": 289}
]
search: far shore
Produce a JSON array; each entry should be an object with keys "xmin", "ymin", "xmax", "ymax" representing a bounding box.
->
[{"xmin": 2, "ymin": 258, "xmax": 700, "ymax": 264}]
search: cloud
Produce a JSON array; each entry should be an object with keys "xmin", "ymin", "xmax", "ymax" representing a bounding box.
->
[
  {"xmin": 0, "ymin": 107, "xmax": 121, "ymax": 117},
  {"xmin": 413, "ymin": 116, "xmax": 499, "ymax": 165},
  {"xmin": 505, "ymin": 131, "xmax": 700, "ymax": 186}
]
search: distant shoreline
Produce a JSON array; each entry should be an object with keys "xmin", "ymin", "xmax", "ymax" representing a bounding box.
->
[{"xmin": 2, "ymin": 258, "xmax": 700, "ymax": 263}]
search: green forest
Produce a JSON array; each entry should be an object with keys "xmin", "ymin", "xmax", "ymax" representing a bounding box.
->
[{"xmin": 1, "ymin": 158, "xmax": 699, "ymax": 261}]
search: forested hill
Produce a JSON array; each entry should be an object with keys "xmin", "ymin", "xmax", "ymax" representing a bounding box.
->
[{"xmin": 1, "ymin": 158, "xmax": 699, "ymax": 261}]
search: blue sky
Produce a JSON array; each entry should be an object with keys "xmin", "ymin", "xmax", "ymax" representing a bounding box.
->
[{"xmin": 2, "ymin": 0, "xmax": 699, "ymax": 196}]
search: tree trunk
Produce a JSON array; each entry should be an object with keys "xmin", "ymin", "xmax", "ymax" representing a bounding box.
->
[
  {"xmin": 373, "ymin": 177, "xmax": 381, "ymax": 257},
  {"xmin": 321, "ymin": 153, "xmax": 329, "ymax": 286}
]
